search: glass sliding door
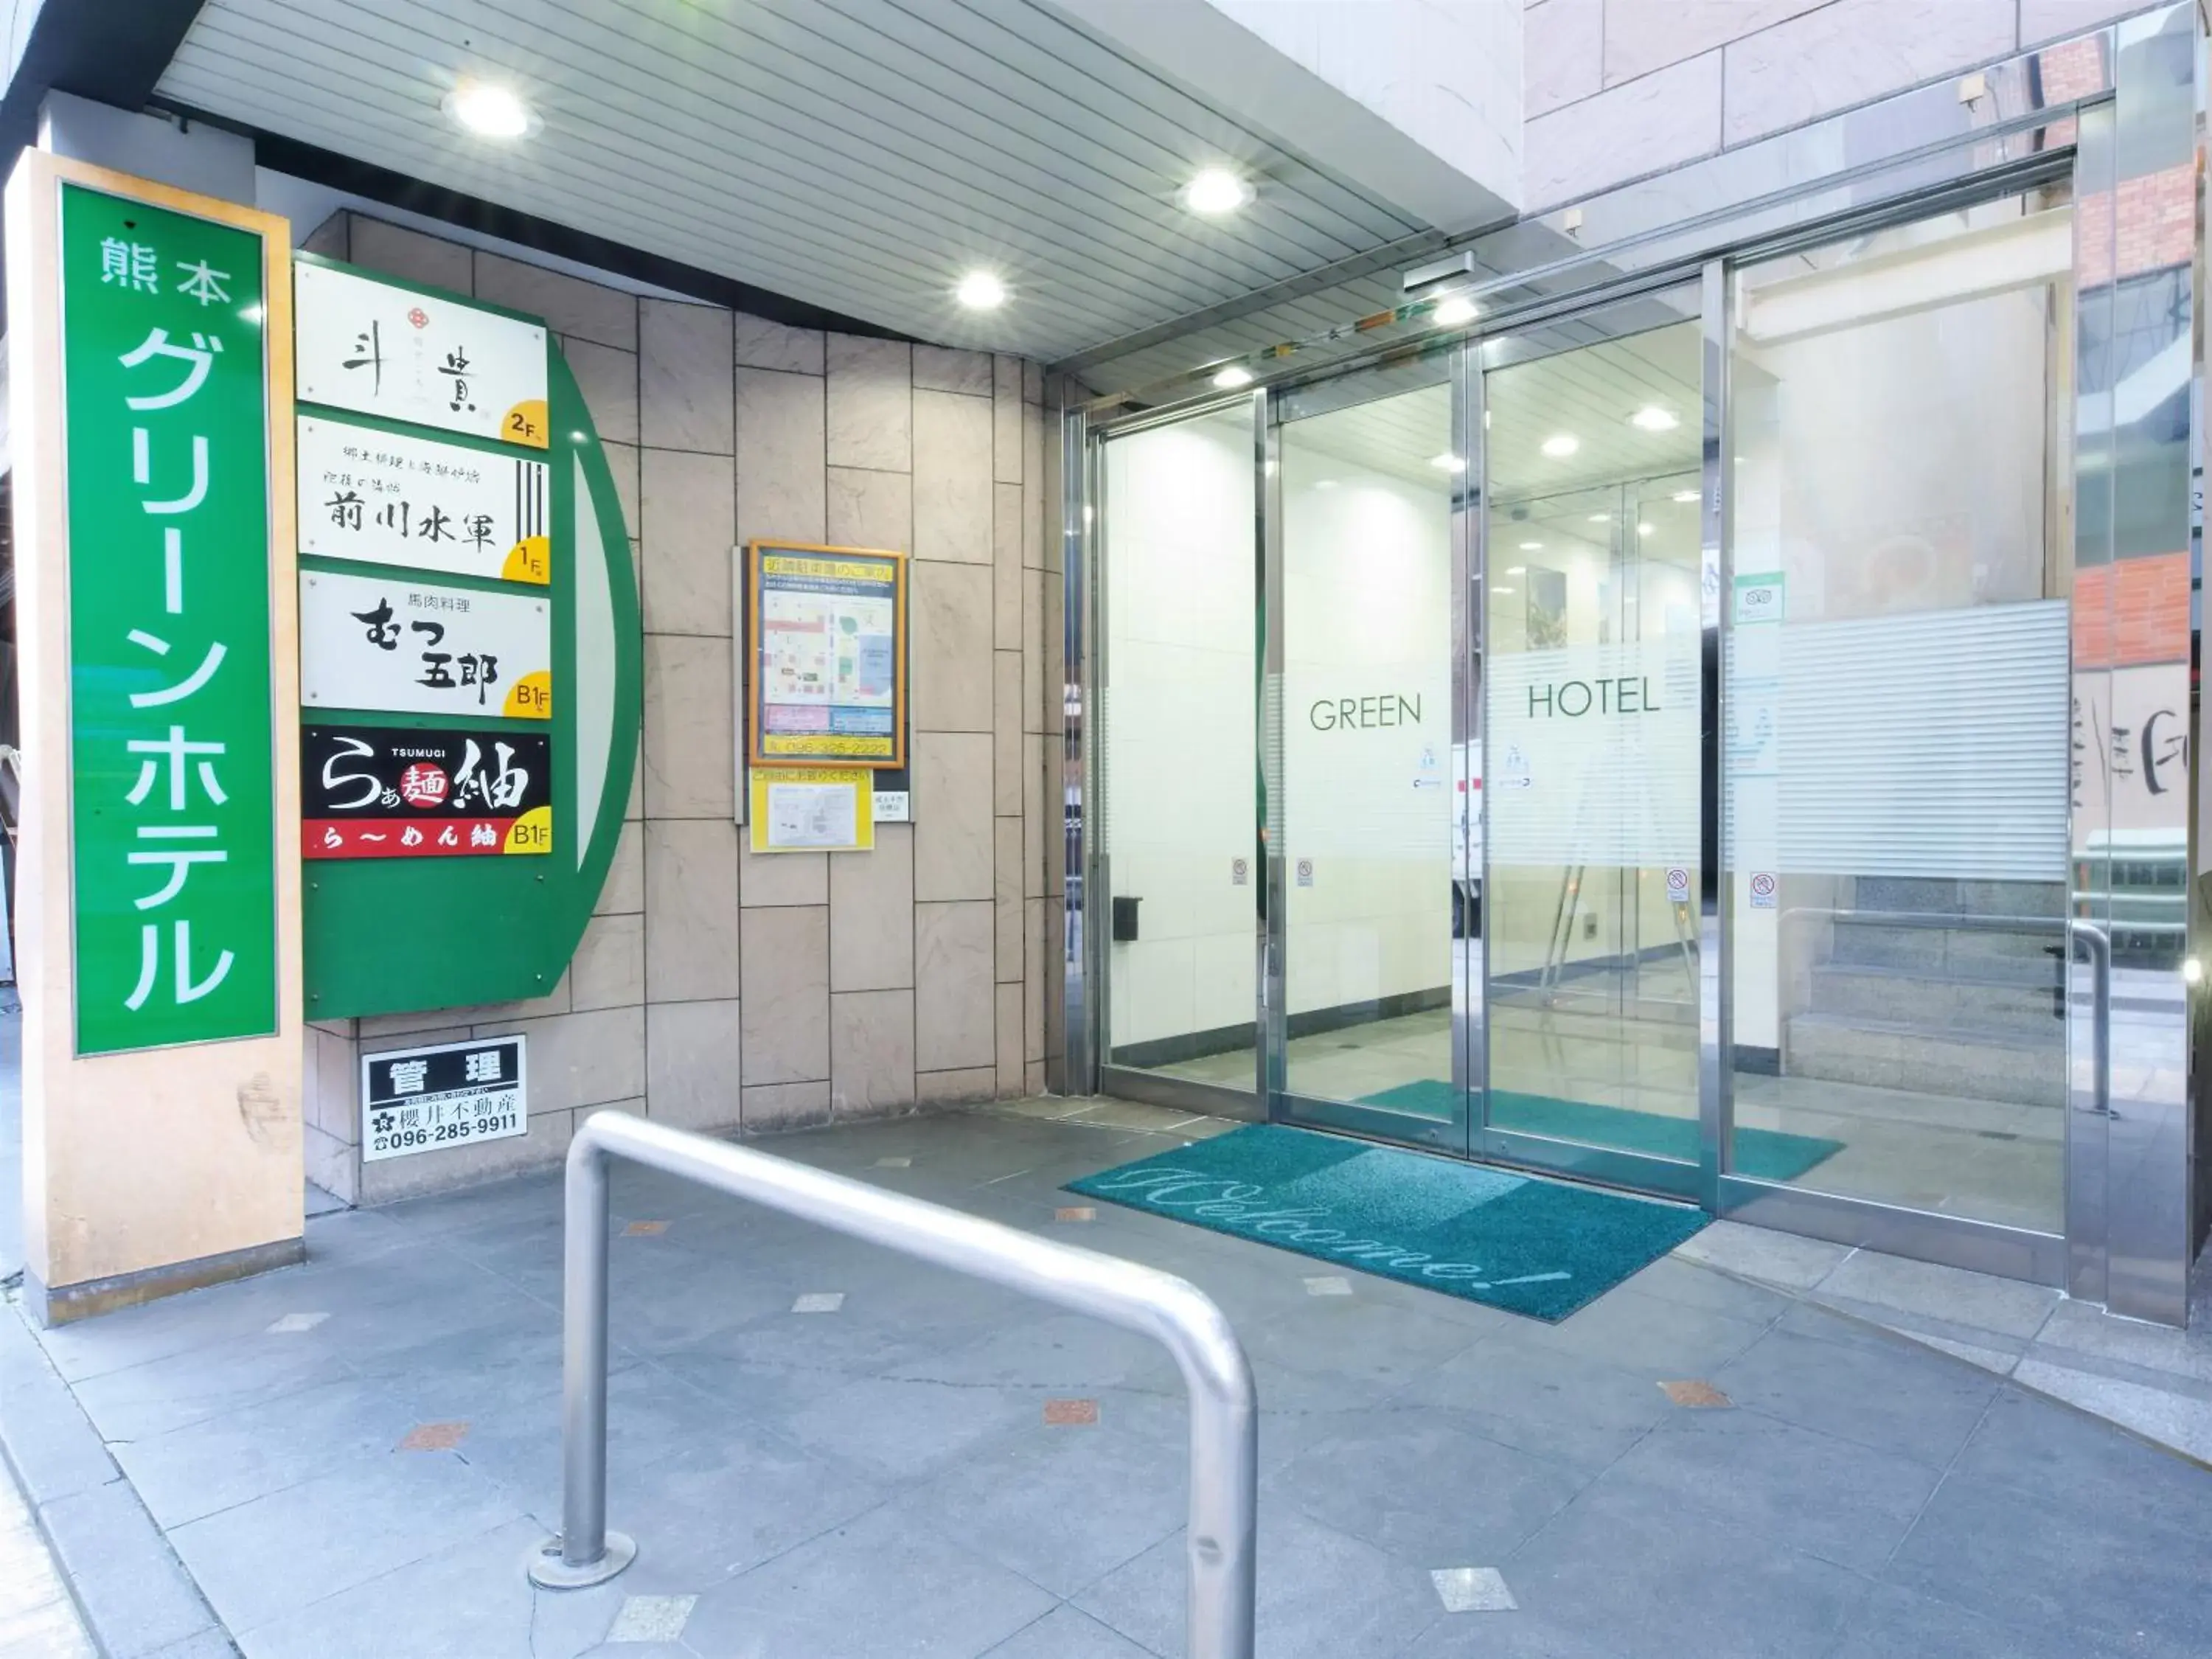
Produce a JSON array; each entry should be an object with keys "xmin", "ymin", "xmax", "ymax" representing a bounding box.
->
[
  {"xmin": 1273, "ymin": 363, "xmax": 1464, "ymax": 1147},
  {"xmin": 1722, "ymin": 186, "xmax": 2076, "ymax": 1242},
  {"xmin": 1096, "ymin": 403, "xmax": 1259, "ymax": 1108},
  {"xmin": 1478, "ymin": 304, "xmax": 1708, "ymax": 1194}
]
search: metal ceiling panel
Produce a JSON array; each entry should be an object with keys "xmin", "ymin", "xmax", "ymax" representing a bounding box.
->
[{"xmin": 156, "ymin": 0, "xmax": 1430, "ymax": 361}]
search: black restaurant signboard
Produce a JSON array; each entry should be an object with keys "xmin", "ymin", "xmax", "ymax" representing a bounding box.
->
[{"xmin": 302, "ymin": 724, "xmax": 552, "ymax": 859}]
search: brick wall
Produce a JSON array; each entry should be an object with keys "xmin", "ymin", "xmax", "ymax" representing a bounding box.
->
[{"xmin": 297, "ymin": 213, "xmax": 1060, "ymax": 1203}]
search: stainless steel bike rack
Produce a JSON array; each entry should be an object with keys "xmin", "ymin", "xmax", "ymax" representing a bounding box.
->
[{"xmin": 527, "ymin": 1110, "xmax": 1260, "ymax": 1659}]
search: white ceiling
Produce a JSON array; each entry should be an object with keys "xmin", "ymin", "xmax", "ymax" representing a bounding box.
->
[{"xmin": 156, "ymin": 0, "xmax": 1434, "ymax": 362}]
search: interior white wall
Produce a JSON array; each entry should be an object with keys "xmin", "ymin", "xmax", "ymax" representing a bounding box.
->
[{"xmin": 1103, "ymin": 410, "xmax": 1257, "ymax": 1054}]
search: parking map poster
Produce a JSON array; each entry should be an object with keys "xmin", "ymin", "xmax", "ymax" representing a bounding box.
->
[{"xmin": 746, "ymin": 542, "xmax": 905, "ymax": 768}]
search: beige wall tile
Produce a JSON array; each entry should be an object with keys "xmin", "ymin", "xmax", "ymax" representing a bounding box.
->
[
  {"xmin": 641, "ymin": 448, "xmax": 735, "ymax": 636},
  {"xmin": 1523, "ymin": 50, "xmax": 1721, "ymax": 210},
  {"xmin": 736, "ymin": 368, "xmax": 827, "ymax": 547},
  {"xmin": 475, "ymin": 251, "xmax": 638, "ymax": 350},
  {"xmin": 995, "ymin": 817, "xmax": 1022, "ymax": 984},
  {"xmin": 1526, "ymin": 0, "xmax": 1603, "ymax": 116},
  {"xmin": 993, "ymin": 369, "xmax": 1023, "ymax": 486},
  {"xmin": 742, "ymin": 1079, "xmax": 832, "ymax": 1133},
  {"xmin": 914, "ymin": 344, "xmax": 994, "ymax": 396},
  {"xmin": 599, "ymin": 440, "xmax": 640, "ymax": 543},
  {"xmin": 826, "ymin": 466, "xmax": 912, "ymax": 554},
  {"xmin": 915, "ymin": 902, "xmax": 995, "ymax": 1071},
  {"xmin": 1022, "ymin": 405, "xmax": 1046, "ymax": 567},
  {"xmin": 1721, "ymin": 0, "xmax": 2014, "ymax": 147},
  {"xmin": 917, "ymin": 1068, "xmax": 996, "ymax": 1107},
  {"xmin": 1025, "ymin": 899, "xmax": 1048, "ymax": 1062},
  {"xmin": 740, "ymin": 905, "xmax": 830, "ymax": 1083},
  {"xmin": 913, "ymin": 389, "xmax": 993, "ymax": 564},
  {"xmin": 734, "ymin": 313, "xmax": 825, "ymax": 375},
  {"xmin": 646, "ymin": 999, "xmax": 742, "ymax": 1131},
  {"xmin": 993, "ymin": 650, "xmax": 1022, "ymax": 818},
  {"xmin": 827, "ymin": 335, "xmax": 913, "ymax": 471},
  {"xmin": 645, "ymin": 818, "xmax": 742, "ymax": 1002},
  {"xmin": 1023, "ymin": 731, "xmax": 1046, "ymax": 899},
  {"xmin": 304, "ymin": 1122, "xmax": 356, "ymax": 1206},
  {"xmin": 912, "ymin": 732, "xmax": 994, "ymax": 902},
  {"xmin": 358, "ymin": 1009, "xmax": 479, "ymax": 1041},
  {"xmin": 1021, "ymin": 568, "xmax": 1046, "ymax": 731},
  {"xmin": 348, "ymin": 216, "xmax": 472, "ymax": 291},
  {"xmin": 597, "ymin": 820, "xmax": 644, "ymax": 916},
  {"xmin": 305, "ymin": 1025, "xmax": 357, "ymax": 1143},
  {"xmin": 911, "ymin": 561, "xmax": 994, "ymax": 733},
  {"xmin": 571, "ymin": 912, "xmax": 646, "ymax": 1012},
  {"xmin": 566, "ymin": 338, "xmax": 639, "ymax": 447},
  {"xmin": 475, "ymin": 1006, "xmax": 646, "ymax": 1114},
  {"xmin": 640, "ymin": 299, "xmax": 735, "ymax": 453},
  {"xmin": 301, "ymin": 210, "xmax": 349, "ymax": 259},
  {"xmin": 1026, "ymin": 1060, "xmax": 1046, "ymax": 1096},
  {"xmin": 2020, "ymin": 0, "xmax": 2144, "ymax": 48},
  {"xmin": 993, "ymin": 484, "xmax": 1023, "ymax": 650},
  {"xmin": 741, "ymin": 843, "xmax": 828, "ymax": 907},
  {"xmin": 830, "ymin": 823, "xmax": 914, "ymax": 990},
  {"xmin": 996, "ymin": 981, "xmax": 1023, "ymax": 1096},
  {"xmin": 831, "ymin": 989, "xmax": 917, "ymax": 1116},
  {"xmin": 1023, "ymin": 360, "xmax": 1044, "ymax": 406},
  {"xmin": 1602, "ymin": 0, "xmax": 1819, "ymax": 86},
  {"xmin": 643, "ymin": 633, "xmax": 734, "ymax": 818}
]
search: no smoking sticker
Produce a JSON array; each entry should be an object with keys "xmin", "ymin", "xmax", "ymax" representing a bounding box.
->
[{"xmin": 1749, "ymin": 872, "xmax": 1778, "ymax": 910}]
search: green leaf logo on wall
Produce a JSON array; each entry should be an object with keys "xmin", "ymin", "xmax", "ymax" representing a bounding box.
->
[
  {"xmin": 293, "ymin": 255, "xmax": 640, "ymax": 1019},
  {"xmin": 60, "ymin": 184, "xmax": 279, "ymax": 1054}
]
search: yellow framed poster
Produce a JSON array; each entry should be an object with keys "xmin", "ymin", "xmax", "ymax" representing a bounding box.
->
[
  {"xmin": 746, "ymin": 766, "xmax": 875, "ymax": 854},
  {"xmin": 745, "ymin": 540, "xmax": 907, "ymax": 769}
]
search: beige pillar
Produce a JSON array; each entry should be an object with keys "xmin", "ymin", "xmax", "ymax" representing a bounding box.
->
[{"xmin": 7, "ymin": 151, "xmax": 305, "ymax": 1324}]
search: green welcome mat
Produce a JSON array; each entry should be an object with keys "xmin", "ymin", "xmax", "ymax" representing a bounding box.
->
[
  {"xmin": 1066, "ymin": 1124, "xmax": 1708, "ymax": 1322},
  {"xmin": 1358, "ymin": 1080, "xmax": 1846, "ymax": 1183}
]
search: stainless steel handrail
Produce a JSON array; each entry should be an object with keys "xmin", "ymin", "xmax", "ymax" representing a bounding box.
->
[
  {"xmin": 526, "ymin": 1110, "xmax": 1260, "ymax": 1659},
  {"xmin": 1776, "ymin": 908, "xmax": 2110, "ymax": 1116}
]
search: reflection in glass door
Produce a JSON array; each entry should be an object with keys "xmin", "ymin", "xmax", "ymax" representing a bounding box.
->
[
  {"xmin": 1479, "ymin": 314, "xmax": 1708, "ymax": 1194},
  {"xmin": 1274, "ymin": 366, "xmax": 1462, "ymax": 1148}
]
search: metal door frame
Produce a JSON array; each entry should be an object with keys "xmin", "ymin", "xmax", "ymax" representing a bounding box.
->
[{"xmin": 1065, "ymin": 3, "xmax": 2199, "ymax": 1321}]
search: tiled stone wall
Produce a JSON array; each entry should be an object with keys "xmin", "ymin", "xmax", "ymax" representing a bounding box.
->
[
  {"xmin": 1522, "ymin": 0, "xmax": 2152, "ymax": 211},
  {"xmin": 297, "ymin": 213, "xmax": 1058, "ymax": 1203}
]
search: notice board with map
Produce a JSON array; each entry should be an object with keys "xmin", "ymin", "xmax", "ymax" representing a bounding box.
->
[{"xmin": 744, "ymin": 541, "xmax": 907, "ymax": 769}]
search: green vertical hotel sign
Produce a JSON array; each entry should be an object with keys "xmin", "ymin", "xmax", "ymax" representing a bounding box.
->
[{"xmin": 59, "ymin": 183, "xmax": 277, "ymax": 1053}]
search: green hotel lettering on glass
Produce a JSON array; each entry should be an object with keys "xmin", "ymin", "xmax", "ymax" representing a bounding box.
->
[{"xmin": 60, "ymin": 183, "xmax": 277, "ymax": 1054}]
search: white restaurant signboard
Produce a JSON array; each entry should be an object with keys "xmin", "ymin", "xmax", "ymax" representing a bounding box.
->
[
  {"xmin": 299, "ymin": 568, "xmax": 552, "ymax": 721},
  {"xmin": 295, "ymin": 260, "xmax": 549, "ymax": 448},
  {"xmin": 298, "ymin": 415, "xmax": 550, "ymax": 585}
]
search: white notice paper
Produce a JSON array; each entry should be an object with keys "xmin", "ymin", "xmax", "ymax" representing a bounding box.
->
[{"xmin": 765, "ymin": 780, "xmax": 859, "ymax": 849}]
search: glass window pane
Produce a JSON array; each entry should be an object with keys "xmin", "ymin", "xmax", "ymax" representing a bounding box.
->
[
  {"xmin": 1726, "ymin": 190, "xmax": 2073, "ymax": 1231},
  {"xmin": 1279, "ymin": 382, "xmax": 1456, "ymax": 1119},
  {"xmin": 1101, "ymin": 408, "xmax": 1257, "ymax": 1091},
  {"xmin": 1482, "ymin": 319, "xmax": 1705, "ymax": 1163}
]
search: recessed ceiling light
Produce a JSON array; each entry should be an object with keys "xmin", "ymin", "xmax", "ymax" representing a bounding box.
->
[
  {"xmin": 1182, "ymin": 167, "xmax": 1255, "ymax": 215},
  {"xmin": 445, "ymin": 80, "xmax": 533, "ymax": 139},
  {"xmin": 1672, "ymin": 490, "xmax": 1699, "ymax": 503},
  {"xmin": 1211, "ymin": 364, "xmax": 1253, "ymax": 389},
  {"xmin": 1542, "ymin": 434, "xmax": 1579, "ymax": 458},
  {"xmin": 1518, "ymin": 540, "xmax": 1543, "ymax": 551},
  {"xmin": 1492, "ymin": 585, "xmax": 1516, "ymax": 596},
  {"xmin": 1587, "ymin": 512, "xmax": 1610, "ymax": 523},
  {"xmin": 955, "ymin": 270, "xmax": 1007, "ymax": 310},
  {"xmin": 1630, "ymin": 406, "xmax": 1678, "ymax": 431},
  {"xmin": 1504, "ymin": 565, "xmax": 1527, "ymax": 575},
  {"xmin": 1429, "ymin": 453, "xmax": 1466, "ymax": 472},
  {"xmin": 1433, "ymin": 294, "xmax": 1478, "ymax": 328}
]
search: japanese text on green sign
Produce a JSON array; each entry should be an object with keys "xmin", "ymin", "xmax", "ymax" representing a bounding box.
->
[{"xmin": 61, "ymin": 183, "xmax": 277, "ymax": 1053}]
